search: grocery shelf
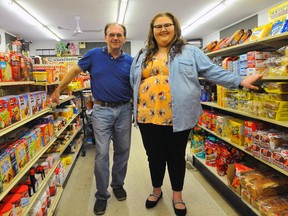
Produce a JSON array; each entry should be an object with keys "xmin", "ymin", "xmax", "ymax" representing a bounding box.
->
[
  {"xmin": 0, "ymin": 81, "xmax": 35, "ymax": 86},
  {"xmin": 0, "ymin": 108, "xmax": 52, "ymax": 137},
  {"xmin": 0, "ymin": 136, "xmax": 57, "ymax": 201},
  {"xmin": 50, "ymin": 95, "xmax": 75, "ymax": 108},
  {"xmin": 48, "ymin": 187, "xmax": 64, "ymax": 216},
  {"xmin": 201, "ymin": 102, "xmax": 288, "ymax": 128},
  {"xmin": 206, "ymin": 32, "xmax": 288, "ymax": 58},
  {"xmin": 22, "ymin": 160, "xmax": 61, "ymax": 216},
  {"xmin": 191, "ymin": 155, "xmax": 258, "ymax": 216},
  {"xmin": 197, "ymin": 124, "xmax": 288, "ymax": 176}
]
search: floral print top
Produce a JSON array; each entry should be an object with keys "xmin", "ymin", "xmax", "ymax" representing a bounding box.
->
[{"xmin": 137, "ymin": 58, "xmax": 172, "ymax": 125}]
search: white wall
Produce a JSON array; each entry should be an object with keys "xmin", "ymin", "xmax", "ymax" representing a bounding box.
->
[
  {"xmin": 130, "ymin": 40, "xmax": 145, "ymax": 57},
  {"xmin": 29, "ymin": 40, "xmax": 145, "ymax": 57}
]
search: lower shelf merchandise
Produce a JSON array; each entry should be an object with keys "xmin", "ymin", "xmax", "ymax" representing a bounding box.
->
[{"xmin": 189, "ymin": 124, "xmax": 288, "ymax": 216}]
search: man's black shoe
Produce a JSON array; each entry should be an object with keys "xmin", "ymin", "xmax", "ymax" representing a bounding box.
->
[
  {"xmin": 113, "ymin": 187, "xmax": 127, "ymax": 201},
  {"xmin": 94, "ymin": 199, "xmax": 107, "ymax": 215}
]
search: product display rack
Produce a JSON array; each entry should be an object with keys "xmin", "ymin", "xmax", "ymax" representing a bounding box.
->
[
  {"xmin": 206, "ymin": 31, "xmax": 288, "ymax": 59},
  {"xmin": 0, "ymin": 80, "xmax": 84, "ymax": 214},
  {"xmin": 190, "ymin": 32, "xmax": 288, "ymax": 215}
]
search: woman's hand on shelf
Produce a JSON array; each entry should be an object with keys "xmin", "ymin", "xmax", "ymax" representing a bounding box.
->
[{"xmin": 240, "ymin": 74, "xmax": 263, "ymax": 90}]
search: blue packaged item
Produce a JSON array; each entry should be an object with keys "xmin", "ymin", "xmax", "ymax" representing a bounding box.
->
[
  {"xmin": 270, "ymin": 21, "xmax": 284, "ymax": 36},
  {"xmin": 280, "ymin": 19, "xmax": 288, "ymax": 33}
]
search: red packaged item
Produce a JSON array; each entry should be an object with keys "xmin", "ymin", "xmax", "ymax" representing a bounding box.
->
[
  {"xmin": 204, "ymin": 136, "xmax": 218, "ymax": 167},
  {"xmin": 6, "ymin": 95, "xmax": 21, "ymax": 124},
  {"xmin": 20, "ymin": 55, "xmax": 28, "ymax": 81},
  {"xmin": 10, "ymin": 52, "xmax": 21, "ymax": 81}
]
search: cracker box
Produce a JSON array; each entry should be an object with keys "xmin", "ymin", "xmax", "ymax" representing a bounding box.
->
[
  {"xmin": 18, "ymin": 93, "xmax": 30, "ymax": 120},
  {"xmin": 247, "ymin": 59, "xmax": 266, "ymax": 68},
  {"xmin": 23, "ymin": 133, "xmax": 36, "ymax": 160},
  {"xmin": 13, "ymin": 139, "xmax": 29, "ymax": 172},
  {"xmin": 6, "ymin": 95, "xmax": 21, "ymax": 124},
  {"xmin": 30, "ymin": 127, "xmax": 42, "ymax": 152},
  {"xmin": 0, "ymin": 97, "xmax": 11, "ymax": 129},
  {"xmin": 246, "ymin": 68, "xmax": 265, "ymax": 76},
  {"xmin": 0, "ymin": 152, "xmax": 15, "ymax": 190},
  {"xmin": 216, "ymin": 115, "xmax": 232, "ymax": 137},
  {"xmin": 39, "ymin": 124, "xmax": 50, "ymax": 146},
  {"xmin": 41, "ymin": 91, "xmax": 47, "ymax": 109},
  {"xmin": 35, "ymin": 91, "xmax": 42, "ymax": 112},
  {"xmin": 247, "ymin": 51, "xmax": 272, "ymax": 60},
  {"xmin": 5, "ymin": 146, "xmax": 19, "ymax": 175},
  {"xmin": 28, "ymin": 92, "xmax": 37, "ymax": 115},
  {"xmin": 38, "ymin": 115, "xmax": 55, "ymax": 137}
]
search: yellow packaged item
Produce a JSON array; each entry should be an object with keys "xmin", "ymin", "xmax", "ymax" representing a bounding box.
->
[
  {"xmin": 65, "ymin": 156, "xmax": 72, "ymax": 165},
  {"xmin": 229, "ymin": 119, "xmax": 244, "ymax": 146},
  {"xmin": 32, "ymin": 71, "xmax": 47, "ymax": 82},
  {"xmin": 268, "ymin": 66, "xmax": 288, "ymax": 76},
  {"xmin": 249, "ymin": 23, "xmax": 273, "ymax": 42},
  {"xmin": 265, "ymin": 93, "xmax": 288, "ymax": 101},
  {"xmin": 266, "ymin": 110, "xmax": 288, "ymax": 121},
  {"xmin": 216, "ymin": 115, "xmax": 232, "ymax": 137},
  {"xmin": 264, "ymin": 82, "xmax": 288, "ymax": 93},
  {"xmin": 263, "ymin": 100, "xmax": 288, "ymax": 112}
]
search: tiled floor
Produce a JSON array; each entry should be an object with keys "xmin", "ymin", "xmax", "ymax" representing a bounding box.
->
[{"xmin": 54, "ymin": 127, "xmax": 239, "ymax": 216}]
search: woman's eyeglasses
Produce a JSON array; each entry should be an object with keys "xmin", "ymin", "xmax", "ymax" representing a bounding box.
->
[{"xmin": 153, "ymin": 23, "xmax": 174, "ymax": 30}]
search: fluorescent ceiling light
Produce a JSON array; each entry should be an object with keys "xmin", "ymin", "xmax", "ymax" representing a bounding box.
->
[
  {"xmin": 182, "ymin": 0, "xmax": 235, "ymax": 37},
  {"xmin": 5, "ymin": 0, "xmax": 61, "ymax": 41},
  {"xmin": 117, "ymin": 0, "xmax": 128, "ymax": 24}
]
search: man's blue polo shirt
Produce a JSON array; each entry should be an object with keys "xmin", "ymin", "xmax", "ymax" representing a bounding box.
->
[{"xmin": 78, "ymin": 46, "xmax": 133, "ymax": 102}]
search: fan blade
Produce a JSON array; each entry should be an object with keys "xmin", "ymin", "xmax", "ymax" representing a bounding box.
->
[{"xmin": 58, "ymin": 26, "xmax": 74, "ymax": 31}]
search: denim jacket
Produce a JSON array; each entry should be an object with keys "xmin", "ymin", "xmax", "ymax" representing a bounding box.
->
[{"xmin": 130, "ymin": 45, "xmax": 243, "ymax": 132}]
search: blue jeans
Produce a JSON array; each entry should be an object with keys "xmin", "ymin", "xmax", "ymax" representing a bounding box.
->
[{"xmin": 92, "ymin": 102, "xmax": 132, "ymax": 200}]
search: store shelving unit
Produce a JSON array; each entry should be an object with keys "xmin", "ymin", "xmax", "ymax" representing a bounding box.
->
[
  {"xmin": 191, "ymin": 32, "xmax": 288, "ymax": 215},
  {"xmin": 206, "ymin": 31, "xmax": 288, "ymax": 59},
  {"xmin": 0, "ymin": 80, "xmax": 84, "ymax": 213}
]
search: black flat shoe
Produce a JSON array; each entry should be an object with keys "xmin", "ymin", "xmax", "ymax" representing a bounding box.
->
[
  {"xmin": 172, "ymin": 200, "xmax": 187, "ymax": 216},
  {"xmin": 145, "ymin": 192, "xmax": 163, "ymax": 209}
]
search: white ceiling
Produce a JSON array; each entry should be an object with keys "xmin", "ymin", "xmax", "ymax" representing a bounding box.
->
[{"xmin": 0, "ymin": 0, "xmax": 283, "ymax": 43}]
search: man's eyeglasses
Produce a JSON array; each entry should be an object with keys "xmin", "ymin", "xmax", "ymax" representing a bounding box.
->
[
  {"xmin": 107, "ymin": 33, "xmax": 124, "ymax": 38},
  {"xmin": 153, "ymin": 23, "xmax": 174, "ymax": 30}
]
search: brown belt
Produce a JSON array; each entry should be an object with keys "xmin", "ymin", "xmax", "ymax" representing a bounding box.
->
[{"xmin": 94, "ymin": 100, "xmax": 129, "ymax": 108}]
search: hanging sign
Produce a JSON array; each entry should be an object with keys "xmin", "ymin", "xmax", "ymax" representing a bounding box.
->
[{"xmin": 268, "ymin": 2, "xmax": 288, "ymax": 23}]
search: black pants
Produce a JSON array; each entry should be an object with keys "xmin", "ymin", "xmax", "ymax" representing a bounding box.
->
[{"xmin": 138, "ymin": 123, "xmax": 190, "ymax": 191}]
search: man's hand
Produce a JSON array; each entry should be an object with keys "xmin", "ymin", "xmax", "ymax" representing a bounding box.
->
[
  {"xmin": 50, "ymin": 88, "xmax": 61, "ymax": 105},
  {"xmin": 240, "ymin": 74, "xmax": 263, "ymax": 90}
]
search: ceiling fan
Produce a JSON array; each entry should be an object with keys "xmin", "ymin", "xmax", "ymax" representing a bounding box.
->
[{"xmin": 58, "ymin": 16, "xmax": 102, "ymax": 36}]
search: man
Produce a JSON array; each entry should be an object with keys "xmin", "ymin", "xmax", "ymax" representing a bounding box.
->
[{"xmin": 50, "ymin": 23, "xmax": 133, "ymax": 215}]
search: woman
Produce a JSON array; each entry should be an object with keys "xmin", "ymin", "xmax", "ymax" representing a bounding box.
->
[{"xmin": 130, "ymin": 12, "xmax": 262, "ymax": 216}]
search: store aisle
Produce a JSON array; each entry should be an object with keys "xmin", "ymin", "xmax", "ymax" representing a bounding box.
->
[{"xmin": 55, "ymin": 127, "xmax": 239, "ymax": 216}]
